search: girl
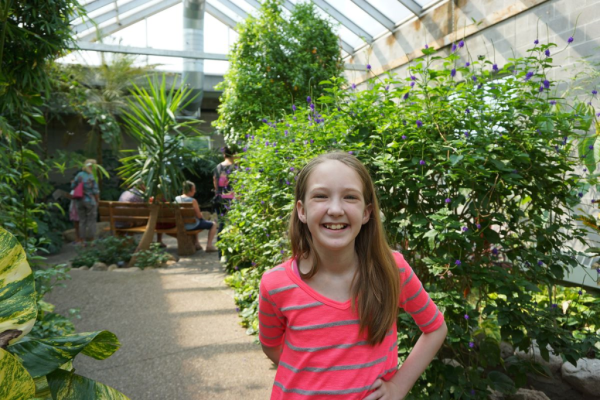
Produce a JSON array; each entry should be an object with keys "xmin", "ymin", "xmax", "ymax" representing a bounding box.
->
[{"xmin": 259, "ymin": 152, "xmax": 447, "ymax": 400}]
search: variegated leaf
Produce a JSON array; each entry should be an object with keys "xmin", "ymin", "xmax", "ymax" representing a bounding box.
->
[
  {"xmin": 47, "ymin": 368, "xmax": 130, "ymax": 400},
  {"xmin": 0, "ymin": 226, "xmax": 37, "ymax": 345},
  {"xmin": 0, "ymin": 347, "xmax": 35, "ymax": 400},
  {"xmin": 8, "ymin": 330, "xmax": 120, "ymax": 378}
]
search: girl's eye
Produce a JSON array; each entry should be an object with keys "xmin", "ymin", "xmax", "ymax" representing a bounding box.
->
[
  {"xmin": 345, "ymin": 195, "xmax": 358, "ymax": 200},
  {"xmin": 314, "ymin": 194, "xmax": 327, "ymax": 199}
]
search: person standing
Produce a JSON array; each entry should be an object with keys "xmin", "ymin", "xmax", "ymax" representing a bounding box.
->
[
  {"xmin": 71, "ymin": 159, "xmax": 100, "ymax": 244},
  {"xmin": 213, "ymin": 146, "xmax": 235, "ymax": 255}
]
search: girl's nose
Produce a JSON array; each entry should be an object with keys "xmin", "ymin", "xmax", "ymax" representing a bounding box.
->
[{"xmin": 327, "ymin": 198, "xmax": 344, "ymax": 216}]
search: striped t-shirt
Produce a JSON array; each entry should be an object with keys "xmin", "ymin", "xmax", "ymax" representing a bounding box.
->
[{"xmin": 259, "ymin": 251, "xmax": 444, "ymax": 400}]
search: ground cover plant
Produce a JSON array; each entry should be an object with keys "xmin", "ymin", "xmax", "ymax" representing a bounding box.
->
[
  {"xmin": 71, "ymin": 236, "xmax": 137, "ymax": 268},
  {"xmin": 220, "ymin": 37, "xmax": 600, "ymax": 398}
]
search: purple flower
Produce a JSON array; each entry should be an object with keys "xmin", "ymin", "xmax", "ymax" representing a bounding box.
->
[
  {"xmin": 493, "ymin": 64, "xmax": 498, "ymax": 71},
  {"xmin": 492, "ymin": 248, "xmax": 499, "ymax": 255},
  {"xmin": 538, "ymin": 260, "xmax": 543, "ymax": 266},
  {"xmin": 545, "ymin": 49, "xmax": 551, "ymax": 57},
  {"xmin": 476, "ymin": 223, "xmax": 481, "ymax": 229},
  {"xmin": 568, "ymin": 36, "xmax": 574, "ymax": 43},
  {"xmin": 280, "ymin": 250, "xmax": 285, "ymax": 254},
  {"xmin": 465, "ymin": 62, "xmax": 470, "ymax": 67},
  {"xmin": 309, "ymin": 103, "xmax": 315, "ymax": 110},
  {"xmin": 451, "ymin": 68, "xmax": 456, "ymax": 77},
  {"xmin": 593, "ymin": 90, "xmax": 598, "ymax": 95},
  {"xmin": 525, "ymin": 71, "xmax": 534, "ymax": 81},
  {"xmin": 579, "ymin": 192, "xmax": 584, "ymax": 198},
  {"xmin": 539, "ymin": 86, "xmax": 544, "ymax": 92},
  {"xmin": 306, "ymin": 96, "xmax": 311, "ymax": 103},
  {"xmin": 367, "ymin": 64, "xmax": 371, "ymax": 70},
  {"xmin": 352, "ymin": 83, "xmax": 356, "ymax": 89},
  {"xmin": 265, "ymin": 141, "xmax": 269, "ymax": 146},
  {"xmin": 310, "ymin": 139, "xmax": 314, "ymax": 144},
  {"xmin": 416, "ymin": 120, "xmax": 423, "ymax": 127},
  {"xmin": 403, "ymin": 92, "xmax": 410, "ymax": 100},
  {"xmin": 471, "ymin": 390, "xmax": 476, "ymax": 396},
  {"xmin": 284, "ymin": 130, "xmax": 288, "ymax": 136},
  {"xmin": 261, "ymin": 201, "xmax": 264, "ymax": 205},
  {"xmin": 597, "ymin": 268, "xmax": 600, "ymax": 273},
  {"xmin": 410, "ymin": 75, "xmax": 417, "ymax": 81},
  {"xmin": 236, "ymin": 307, "xmax": 240, "ymax": 312},
  {"xmin": 462, "ymin": 226, "xmax": 468, "ymax": 232},
  {"xmin": 455, "ymin": 260, "xmax": 462, "ymax": 265},
  {"xmin": 550, "ymin": 100, "xmax": 556, "ymax": 105},
  {"xmin": 543, "ymin": 80, "xmax": 550, "ymax": 89},
  {"xmin": 464, "ymin": 314, "xmax": 469, "ymax": 320},
  {"xmin": 401, "ymin": 135, "xmax": 407, "ymax": 140},
  {"xmin": 472, "ymin": 75, "xmax": 477, "ymax": 82},
  {"xmin": 262, "ymin": 118, "xmax": 268, "ymax": 123},
  {"xmin": 551, "ymin": 303, "xmax": 558, "ymax": 309},
  {"xmin": 385, "ymin": 85, "xmax": 389, "ymax": 91},
  {"xmin": 410, "ymin": 81, "xmax": 415, "ymax": 87},
  {"xmin": 292, "ymin": 104, "xmax": 296, "ymax": 112},
  {"xmin": 425, "ymin": 44, "xmax": 429, "ymax": 49},
  {"xmin": 465, "ymin": 108, "xmax": 470, "ymax": 114},
  {"xmin": 534, "ymin": 39, "xmax": 539, "ymax": 45},
  {"xmin": 286, "ymin": 180, "xmax": 290, "ymax": 185},
  {"xmin": 578, "ymin": 290, "xmax": 583, "ymax": 295},
  {"xmin": 469, "ymin": 342, "xmax": 474, "ymax": 348},
  {"xmin": 443, "ymin": 198, "xmax": 451, "ymax": 204},
  {"xmin": 589, "ymin": 145, "xmax": 594, "ymax": 150},
  {"xmin": 459, "ymin": 40, "xmax": 464, "ymax": 48},
  {"xmin": 583, "ymin": 168, "xmax": 587, "ymax": 172},
  {"xmin": 245, "ymin": 167, "xmax": 250, "ymax": 171},
  {"xmin": 452, "ymin": 43, "xmax": 457, "ymax": 52}
]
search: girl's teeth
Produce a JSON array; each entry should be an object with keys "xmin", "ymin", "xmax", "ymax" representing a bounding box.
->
[{"xmin": 326, "ymin": 224, "xmax": 344, "ymax": 230}]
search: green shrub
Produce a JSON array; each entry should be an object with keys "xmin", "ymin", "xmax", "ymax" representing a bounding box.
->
[
  {"xmin": 71, "ymin": 236, "xmax": 136, "ymax": 267},
  {"xmin": 220, "ymin": 40, "xmax": 600, "ymax": 397},
  {"xmin": 132, "ymin": 243, "xmax": 171, "ymax": 269}
]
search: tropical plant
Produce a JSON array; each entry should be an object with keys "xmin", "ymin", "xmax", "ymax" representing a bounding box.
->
[
  {"xmin": 219, "ymin": 38, "xmax": 600, "ymax": 397},
  {"xmin": 133, "ymin": 243, "xmax": 171, "ymax": 269},
  {"xmin": 0, "ymin": 227, "xmax": 128, "ymax": 399},
  {"xmin": 214, "ymin": 0, "xmax": 344, "ymax": 143},
  {"xmin": 118, "ymin": 74, "xmax": 204, "ymax": 256},
  {"xmin": 71, "ymin": 236, "xmax": 137, "ymax": 268}
]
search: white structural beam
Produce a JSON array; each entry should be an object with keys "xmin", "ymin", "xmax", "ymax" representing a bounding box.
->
[
  {"xmin": 81, "ymin": 0, "xmax": 116, "ymax": 14},
  {"xmin": 311, "ymin": 0, "xmax": 373, "ymax": 43},
  {"xmin": 397, "ymin": 0, "xmax": 422, "ymax": 16},
  {"xmin": 206, "ymin": 3, "xmax": 239, "ymax": 31},
  {"xmin": 351, "ymin": 0, "xmax": 395, "ymax": 31},
  {"xmin": 212, "ymin": 0, "xmax": 248, "ymax": 20},
  {"xmin": 72, "ymin": 41, "xmax": 360, "ymax": 71},
  {"xmin": 244, "ymin": 0, "xmax": 261, "ymax": 8},
  {"xmin": 281, "ymin": 0, "xmax": 295, "ymax": 13},
  {"xmin": 74, "ymin": 0, "xmax": 150, "ymax": 34},
  {"xmin": 78, "ymin": 0, "xmax": 181, "ymax": 41},
  {"xmin": 74, "ymin": 41, "xmax": 228, "ymax": 60}
]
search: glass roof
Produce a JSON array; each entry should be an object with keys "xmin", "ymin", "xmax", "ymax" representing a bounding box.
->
[{"xmin": 63, "ymin": 0, "xmax": 445, "ymax": 74}]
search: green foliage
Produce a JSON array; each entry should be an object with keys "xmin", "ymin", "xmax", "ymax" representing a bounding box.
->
[
  {"xmin": 214, "ymin": 0, "xmax": 343, "ymax": 143},
  {"xmin": 220, "ymin": 41, "xmax": 600, "ymax": 397},
  {"xmin": 133, "ymin": 243, "xmax": 171, "ymax": 269},
  {"xmin": 71, "ymin": 236, "xmax": 137, "ymax": 268}
]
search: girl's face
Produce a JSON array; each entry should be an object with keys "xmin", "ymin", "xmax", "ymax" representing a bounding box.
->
[{"xmin": 296, "ymin": 160, "xmax": 372, "ymax": 256}]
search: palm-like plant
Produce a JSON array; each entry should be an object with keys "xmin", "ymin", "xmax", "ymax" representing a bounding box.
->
[{"xmin": 118, "ymin": 74, "xmax": 203, "ymax": 257}]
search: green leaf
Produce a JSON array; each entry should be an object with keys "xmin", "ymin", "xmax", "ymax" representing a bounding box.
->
[
  {"xmin": 0, "ymin": 348, "xmax": 35, "ymax": 400},
  {"xmin": 8, "ymin": 331, "xmax": 120, "ymax": 378},
  {"xmin": 0, "ymin": 227, "xmax": 37, "ymax": 345},
  {"xmin": 47, "ymin": 369, "xmax": 130, "ymax": 400},
  {"xmin": 488, "ymin": 371, "xmax": 515, "ymax": 394}
]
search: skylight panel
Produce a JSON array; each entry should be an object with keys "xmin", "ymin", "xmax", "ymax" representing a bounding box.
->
[
  {"xmin": 325, "ymin": 0, "xmax": 388, "ymax": 38},
  {"xmin": 367, "ymin": 0, "xmax": 414, "ymax": 24}
]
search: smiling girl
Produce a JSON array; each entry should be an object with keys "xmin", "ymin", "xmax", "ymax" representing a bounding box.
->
[{"xmin": 259, "ymin": 152, "xmax": 447, "ymax": 399}]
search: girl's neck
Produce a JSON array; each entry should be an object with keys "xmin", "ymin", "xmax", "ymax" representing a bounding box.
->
[{"xmin": 301, "ymin": 248, "xmax": 358, "ymax": 276}]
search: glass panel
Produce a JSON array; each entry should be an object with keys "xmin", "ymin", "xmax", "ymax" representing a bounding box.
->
[
  {"xmin": 207, "ymin": 0, "xmax": 246, "ymax": 21},
  {"xmin": 367, "ymin": 0, "xmax": 413, "ymax": 24},
  {"xmin": 325, "ymin": 0, "xmax": 388, "ymax": 37}
]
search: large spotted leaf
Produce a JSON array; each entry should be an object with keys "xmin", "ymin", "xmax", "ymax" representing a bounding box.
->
[
  {"xmin": 47, "ymin": 369, "xmax": 130, "ymax": 400},
  {"xmin": 8, "ymin": 330, "xmax": 120, "ymax": 378},
  {"xmin": 0, "ymin": 227, "xmax": 37, "ymax": 345},
  {"xmin": 0, "ymin": 348, "xmax": 35, "ymax": 400}
]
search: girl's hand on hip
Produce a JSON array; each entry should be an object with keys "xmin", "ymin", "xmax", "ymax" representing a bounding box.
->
[{"xmin": 364, "ymin": 379, "xmax": 404, "ymax": 400}]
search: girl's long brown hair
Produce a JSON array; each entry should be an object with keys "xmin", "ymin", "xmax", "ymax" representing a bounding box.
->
[{"xmin": 289, "ymin": 152, "xmax": 400, "ymax": 345}]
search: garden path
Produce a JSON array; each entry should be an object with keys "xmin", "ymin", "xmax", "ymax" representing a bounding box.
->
[{"xmin": 43, "ymin": 232, "xmax": 276, "ymax": 399}]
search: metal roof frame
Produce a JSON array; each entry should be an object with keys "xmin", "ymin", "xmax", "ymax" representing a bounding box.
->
[
  {"xmin": 213, "ymin": 0, "xmax": 248, "ymax": 20},
  {"xmin": 311, "ymin": 0, "xmax": 373, "ymax": 43},
  {"xmin": 351, "ymin": 0, "xmax": 395, "ymax": 32},
  {"xmin": 397, "ymin": 0, "xmax": 423, "ymax": 16}
]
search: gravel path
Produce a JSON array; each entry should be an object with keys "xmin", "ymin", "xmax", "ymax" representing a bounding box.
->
[{"xmin": 43, "ymin": 232, "xmax": 276, "ymax": 399}]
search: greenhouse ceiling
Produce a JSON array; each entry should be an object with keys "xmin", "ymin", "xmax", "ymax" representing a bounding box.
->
[{"xmin": 70, "ymin": 0, "xmax": 446, "ymax": 69}]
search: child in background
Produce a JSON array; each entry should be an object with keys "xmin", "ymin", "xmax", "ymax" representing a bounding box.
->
[{"xmin": 259, "ymin": 152, "xmax": 447, "ymax": 400}]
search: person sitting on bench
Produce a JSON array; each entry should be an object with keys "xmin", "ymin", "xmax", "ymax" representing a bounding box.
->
[{"xmin": 175, "ymin": 181, "xmax": 218, "ymax": 252}]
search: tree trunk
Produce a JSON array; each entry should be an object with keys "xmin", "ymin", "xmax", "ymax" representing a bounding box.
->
[
  {"xmin": 128, "ymin": 203, "xmax": 159, "ymax": 267},
  {"xmin": 174, "ymin": 206, "xmax": 195, "ymax": 256}
]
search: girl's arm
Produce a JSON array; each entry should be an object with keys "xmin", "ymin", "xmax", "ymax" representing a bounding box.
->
[
  {"xmin": 261, "ymin": 343, "xmax": 283, "ymax": 366},
  {"xmin": 365, "ymin": 321, "xmax": 448, "ymax": 400}
]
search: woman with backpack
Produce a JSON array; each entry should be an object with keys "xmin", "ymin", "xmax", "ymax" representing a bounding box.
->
[{"xmin": 213, "ymin": 147, "xmax": 235, "ymax": 255}]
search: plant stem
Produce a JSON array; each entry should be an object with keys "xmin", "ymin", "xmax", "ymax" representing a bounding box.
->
[{"xmin": 0, "ymin": 0, "xmax": 13, "ymax": 68}]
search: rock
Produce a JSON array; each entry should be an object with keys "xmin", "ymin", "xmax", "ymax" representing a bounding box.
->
[
  {"xmin": 515, "ymin": 340, "xmax": 563, "ymax": 374},
  {"xmin": 487, "ymin": 388, "xmax": 504, "ymax": 400},
  {"xmin": 63, "ymin": 228, "xmax": 77, "ymax": 243},
  {"xmin": 441, "ymin": 358, "xmax": 461, "ymax": 368},
  {"xmin": 166, "ymin": 260, "xmax": 177, "ymax": 267},
  {"xmin": 107, "ymin": 264, "xmax": 118, "ymax": 271},
  {"xmin": 508, "ymin": 388, "xmax": 550, "ymax": 400},
  {"xmin": 78, "ymin": 266, "xmax": 89, "ymax": 271},
  {"xmin": 113, "ymin": 267, "xmax": 141, "ymax": 272},
  {"xmin": 500, "ymin": 341, "xmax": 514, "ymax": 359},
  {"xmin": 561, "ymin": 358, "xmax": 600, "ymax": 397},
  {"xmin": 90, "ymin": 262, "xmax": 108, "ymax": 271},
  {"xmin": 527, "ymin": 371, "xmax": 588, "ymax": 400},
  {"xmin": 165, "ymin": 253, "xmax": 176, "ymax": 261}
]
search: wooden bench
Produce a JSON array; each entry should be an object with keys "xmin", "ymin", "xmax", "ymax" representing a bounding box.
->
[{"xmin": 98, "ymin": 201, "xmax": 204, "ymax": 256}]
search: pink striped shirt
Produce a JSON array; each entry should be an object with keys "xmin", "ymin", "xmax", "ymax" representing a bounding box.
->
[{"xmin": 259, "ymin": 251, "xmax": 444, "ymax": 399}]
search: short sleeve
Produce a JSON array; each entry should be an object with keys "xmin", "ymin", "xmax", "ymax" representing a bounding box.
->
[
  {"xmin": 258, "ymin": 277, "xmax": 286, "ymax": 347},
  {"xmin": 394, "ymin": 252, "xmax": 445, "ymax": 334}
]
